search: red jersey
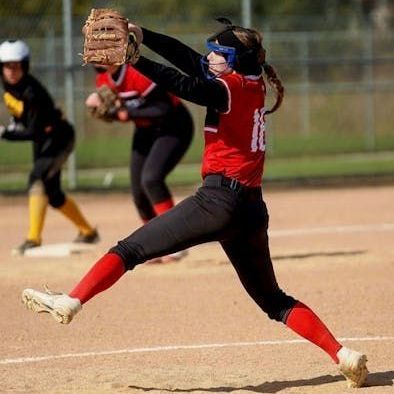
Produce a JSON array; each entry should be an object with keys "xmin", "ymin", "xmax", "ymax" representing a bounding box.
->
[
  {"xmin": 201, "ymin": 72, "xmax": 266, "ymax": 187},
  {"xmin": 96, "ymin": 65, "xmax": 180, "ymax": 127}
]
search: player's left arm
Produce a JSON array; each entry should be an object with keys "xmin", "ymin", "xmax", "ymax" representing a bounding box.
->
[{"xmin": 122, "ymin": 86, "xmax": 172, "ymax": 119}]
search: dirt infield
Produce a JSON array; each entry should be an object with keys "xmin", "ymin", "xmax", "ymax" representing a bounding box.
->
[{"xmin": 0, "ymin": 185, "xmax": 393, "ymax": 393}]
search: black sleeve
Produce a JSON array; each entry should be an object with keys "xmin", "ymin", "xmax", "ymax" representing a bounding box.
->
[
  {"xmin": 1, "ymin": 118, "xmax": 35, "ymax": 141},
  {"xmin": 141, "ymin": 28, "xmax": 204, "ymax": 78},
  {"xmin": 2, "ymin": 86, "xmax": 47, "ymax": 141},
  {"xmin": 123, "ymin": 85, "xmax": 172, "ymax": 119},
  {"xmin": 134, "ymin": 56, "xmax": 229, "ymax": 112},
  {"xmin": 124, "ymin": 98, "xmax": 171, "ymax": 119}
]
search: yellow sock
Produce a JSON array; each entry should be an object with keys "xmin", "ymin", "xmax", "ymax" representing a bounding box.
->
[
  {"xmin": 58, "ymin": 197, "xmax": 94, "ymax": 235},
  {"xmin": 27, "ymin": 193, "xmax": 48, "ymax": 243}
]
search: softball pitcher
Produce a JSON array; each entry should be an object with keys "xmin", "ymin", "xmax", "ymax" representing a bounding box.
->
[
  {"xmin": 22, "ymin": 18, "xmax": 368, "ymax": 387},
  {"xmin": 86, "ymin": 64, "xmax": 194, "ymax": 261},
  {"xmin": 0, "ymin": 40, "xmax": 98, "ymax": 255}
]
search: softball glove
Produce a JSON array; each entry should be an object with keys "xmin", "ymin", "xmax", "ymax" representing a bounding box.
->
[{"xmin": 82, "ymin": 8, "xmax": 140, "ymax": 66}]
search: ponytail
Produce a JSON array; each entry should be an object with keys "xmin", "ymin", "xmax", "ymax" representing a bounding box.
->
[
  {"xmin": 233, "ymin": 27, "xmax": 284, "ymax": 114},
  {"xmin": 262, "ymin": 62, "xmax": 284, "ymax": 115}
]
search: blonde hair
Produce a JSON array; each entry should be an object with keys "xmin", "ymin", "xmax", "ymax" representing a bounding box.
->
[{"xmin": 233, "ymin": 27, "xmax": 284, "ymax": 114}]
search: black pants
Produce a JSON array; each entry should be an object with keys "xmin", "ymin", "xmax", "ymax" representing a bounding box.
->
[
  {"xmin": 130, "ymin": 105, "xmax": 194, "ymax": 220},
  {"xmin": 111, "ymin": 174, "xmax": 297, "ymax": 322},
  {"xmin": 29, "ymin": 139, "xmax": 74, "ymax": 208}
]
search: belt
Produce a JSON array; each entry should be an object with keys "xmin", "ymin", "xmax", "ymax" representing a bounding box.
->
[{"xmin": 203, "ymin": 174, "xmax": 260, "ymax": 194}]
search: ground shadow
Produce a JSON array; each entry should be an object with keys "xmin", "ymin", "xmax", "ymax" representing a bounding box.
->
[
  {"xmin": 272, "ymin": 250, "xmax": 366, "ymax": 261},
  {"xmin": 215, "ymin": 250, "xmax": 366, "ymax": 266},
  {"xmin": 366, "ymin": 370, "xmax": 394, "ymax": 387},
  {"xmin": 128, "ymin": 370, "xmax": 394, "ymax": 393}
]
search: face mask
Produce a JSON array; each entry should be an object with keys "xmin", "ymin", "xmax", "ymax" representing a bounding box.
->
[{"xmin": 200, "ymin": 40, "xmax": 237, "ymax": 79}]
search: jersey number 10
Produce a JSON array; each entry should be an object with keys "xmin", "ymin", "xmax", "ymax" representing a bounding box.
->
[{"xmin": 251, "ymin": 107, "xmax": 265, "ymax": 152}]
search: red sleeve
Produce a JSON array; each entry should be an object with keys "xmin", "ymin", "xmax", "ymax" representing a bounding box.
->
[
  {"xmin": 96, "ymin": 73, "xmax": 111, "ymax": 88},
  {"xmin": 126, "ymin": 66, "xmax": 156, "ymax": 97}
]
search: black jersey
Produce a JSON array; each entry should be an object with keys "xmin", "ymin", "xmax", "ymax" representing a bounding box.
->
[{"xmin": 1, "ymin": 74, "xmax": 74, "ymax": 156}]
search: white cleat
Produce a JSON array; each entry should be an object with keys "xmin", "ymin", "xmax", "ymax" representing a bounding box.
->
[
  {"xmin": 337, "ymin": 346, "xmax": 368, "ymax": 388},
  {"xmin": 22, "ymin": 287, "xmax": 81, "ymax": 324}
]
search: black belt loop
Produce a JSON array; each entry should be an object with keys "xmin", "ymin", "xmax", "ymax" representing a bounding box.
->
[{"xmin": 203, "ymin": 174, "xmax": 245, "ymax": 194}]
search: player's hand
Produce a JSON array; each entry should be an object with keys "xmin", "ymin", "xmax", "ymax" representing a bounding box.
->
[
  {"xmin": 85, "ymin": 92, "xmax": 101, "ymax": 109},
  {"xmin": 0, "ymin": 125, "xmax": 6, "ymax": 138},
  {"xmin": 117, "ymin": 108, "xmax": 129, "ymax": 122},
  {"xmin": 128, "ymin": 23, "xmax": 143, "ymax": 46}
]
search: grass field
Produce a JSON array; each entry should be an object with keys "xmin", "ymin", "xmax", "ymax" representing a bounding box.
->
[
  {"xmin": 1, "ymin": 151, "xmax": 394, "ymax": 193},
  {"xmin": 1, "ymin": 131, "xmax": 394, "ymax": 193}
]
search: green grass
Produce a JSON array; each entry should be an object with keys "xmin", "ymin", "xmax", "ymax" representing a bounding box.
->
[
  {"xmin": 2, "ymin": 131, "xmax": 393, "ymax": 172},
  {"xmin": 264, "ymin": 152, "xmax": 394, "ymax": 179},
  {"xmin": 1, "ymin": 151, "xmax": 393, "ymax": 193}
]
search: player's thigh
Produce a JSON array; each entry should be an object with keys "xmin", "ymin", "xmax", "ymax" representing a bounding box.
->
[
  {"xmin": 131, "ymin": 129, "xmax": 154, "ymax": 189},
  {"xmin": 114, "ymin": 186, "xmax": 237, "ymax": 263},
  {"xmin": 144, "ymin": 134, "xmax": 190, "ymax": 179}
]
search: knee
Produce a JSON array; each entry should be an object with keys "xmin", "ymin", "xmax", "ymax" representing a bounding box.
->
[
  {"xmin": 48, "ymin": 190, "xmax": 66, "ymax": 208},
  {"xmin": 28, "ymin": 180, "xmax": 45, "ymax": 196},
  {"xmin": 261, "ymin": 289, "xmax": 297, "ymax": 323},
  {"xmin": 109, "ymin": 240, "xmax": 146, "ymax": 271},
  {"xmin": 141, "ymin": 172, "xmax": 163, "ymax": 196}
]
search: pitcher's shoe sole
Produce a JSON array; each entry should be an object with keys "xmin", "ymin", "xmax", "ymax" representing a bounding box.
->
[{"xmin": 22, "ymin": 288, "xmax": 81, "ymax": 324}]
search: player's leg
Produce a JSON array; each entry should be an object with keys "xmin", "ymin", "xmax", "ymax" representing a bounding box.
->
[
  {"xmin": 13, "ymin": 172, "xmax": 48, "ymax": 255},
  {"xmin": 22, "ymin": 185, "xmax": 237, "ymax": 322},
  {"xmin": 43, "ymin": 172, "xmax": 97, "ymax": 242},
  {"xmin": 140, "ymin": 113, "xmax": 193, "ymax": 261},
  {"xmin": 141, "ymin": 107, "xmax": 193, "ymax": 217},
  {"xmin": 41, "ymin": 144, "xmax": 98, "ymax": 242},
  {"xmin": 130, "ymin": 128, "xmax": 156, "ymax": 223},
  {"xmin": 220, "ymin": 195, "xmax": 367, "ymax": 387},
  {"xmin": 26, "ymin": 180, "xmax": 48, "ymax": 245}
]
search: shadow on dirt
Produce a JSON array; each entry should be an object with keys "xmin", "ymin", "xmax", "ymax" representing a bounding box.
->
[
  {"xmin": 127, "ymin": 370, "xmax": 394, "ymax": 392},
  {"xmin": 272, "ymin": 249, "xmax": 366, "ymax": 261},
  {"xmin": 214, "ymin": 249, "xmax": 366, "ymax": 265}
]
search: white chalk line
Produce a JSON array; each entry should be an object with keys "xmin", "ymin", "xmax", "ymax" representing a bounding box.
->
[
  {"xmin": 1, "ymin": 336, "xmax": 393, "ymax": 365},
  {"xmin": 269, "ymin": 223, "xmax": 394, "ymax": 237}
]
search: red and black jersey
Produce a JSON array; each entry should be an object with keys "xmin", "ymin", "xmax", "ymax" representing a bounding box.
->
[
  {"xmin": 202, "ymin": 73, "xmax": 266, "ymax": 187},
  {"xmin": 96, "ymin": 64, "xmax": 156, "ymax": 100},
  {"xmin": 134, "ymin": 29, "xmax": 268, "ymax": 188},
  {"xmin": 96, "ymin": 65, "xmax": 180, "ymax": 128}
]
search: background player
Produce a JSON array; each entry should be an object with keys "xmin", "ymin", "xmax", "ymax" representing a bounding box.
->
[
  {"xmin": 22, "ymin": 17, "xmax": 368, "ymax": 388},
  {"xmin": 86, "ymin": 63, "xmax": 194, "ymax": 261},
  {"xmin": 0, "ymin": 40, "xmax": 99, "ymax": 255}
]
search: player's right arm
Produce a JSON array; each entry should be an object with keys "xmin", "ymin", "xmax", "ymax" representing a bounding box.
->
[
  {"xmin": 141, "ymin": 28, "xmax": 204, "ymax": 78},
  {"xmin": 134, "ymin": 56, "xmax": 229, "ymax": 112}
]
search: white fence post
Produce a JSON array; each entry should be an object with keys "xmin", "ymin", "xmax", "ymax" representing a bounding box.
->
[
  {"xmin": 63, "ymin": 0, "xmax": 77, "ymax": 189},
  {"xmin": 363, "ymin": 26, "xmax": 376, "ymax": 150}
]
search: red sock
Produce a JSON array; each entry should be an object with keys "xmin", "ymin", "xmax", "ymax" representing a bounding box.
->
[
  {"xmin": 286, "ymin": 302, "xmax": 342, "ymax": 363},
  {"xmin": 153, "ymin": 198, "xmax": 174, "ymax": 216},
  {"xmin": 69, "ymin": 253, "xmax": 126, "ymax": 304}
]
